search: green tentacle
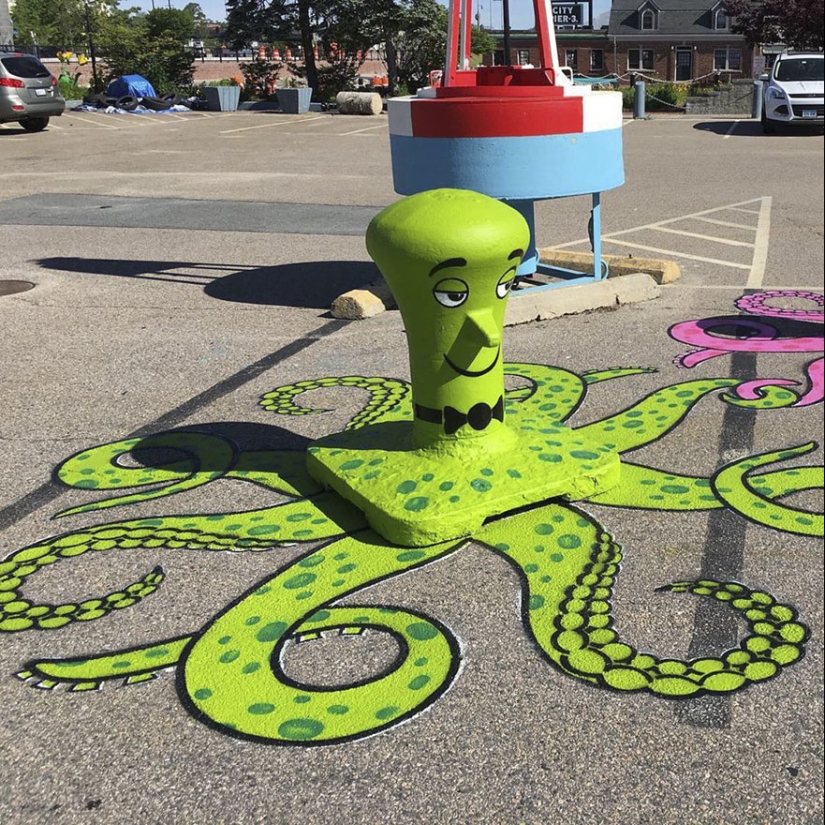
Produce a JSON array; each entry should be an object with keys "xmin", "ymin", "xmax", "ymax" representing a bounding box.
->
[
  {"xmin": 18, "ymin": 636, "xmax": 191, "ymax": 690},
  {"xmin": 575, "ymin": 378, "xmax": 741, "ymax": 453},
  {"xmin": 0, "ymin": 494, "xmax": 366, "ymax": 633},
  {"xmin": 711, "ymin": 444, "xmax": 824, "ymax": 537},
  {"xmin": 476, "ymin": 502, "xmax": 808, "ymax": 697},
  {"xmin": 182, "ymin": 532, "xmax": 465, "ymax": 744},
  {"xmin": 260, "ymin": 377, "xmax": 413, "ymax": 429},
  {"xmin": 582, "ymin": 367, "xmax": 658, "ymax": 385},
  {"xmin": 502, "ymin": 363, "xmax": 587, "ymax": 426},
  {"xmin": 589, "ymin": 461, "xmax": 823, "ymax": 513},
  {"xmin": 55, "ymin": 432, "xmax": 238, "ymax": 517}
]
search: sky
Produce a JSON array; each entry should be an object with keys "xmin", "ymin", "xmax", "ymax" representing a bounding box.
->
[{"xmin": 134, "ymin": 0, "xmax": 611, "ymax": 31}]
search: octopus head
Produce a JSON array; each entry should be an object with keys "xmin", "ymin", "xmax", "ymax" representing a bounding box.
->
[{"xmin": 366, "ymin": 189, "xmax": 528, "ymax": 444}]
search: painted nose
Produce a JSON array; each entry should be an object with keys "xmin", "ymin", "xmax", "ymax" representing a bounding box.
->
[{"xmin": 464, "ymin": 310, "xmax": 501, "ymax": 348}]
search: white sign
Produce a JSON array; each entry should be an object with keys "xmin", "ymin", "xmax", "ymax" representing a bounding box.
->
[{"xmin": 552, "ymin": 1, "xmax": 591, "ymax": 28}]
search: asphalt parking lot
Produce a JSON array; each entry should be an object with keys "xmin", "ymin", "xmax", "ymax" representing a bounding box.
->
[{"xmin": 0, "ymin": 109, "xmax": 823, "ymax": 825}]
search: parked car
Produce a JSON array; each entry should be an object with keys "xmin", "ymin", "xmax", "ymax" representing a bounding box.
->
[
  {"xmin": 0, "ymin": 52, "xmax": 66, "ymax": 132},
  {"xmin": 761, "ymin": 51, "xmax": 824, "ymax": 134}
]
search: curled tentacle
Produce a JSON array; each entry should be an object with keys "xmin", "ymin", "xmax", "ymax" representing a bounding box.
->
[
  {"xmin": 589, "ymin": 460, "xmax": 824, "ymax": 515},
  {"xmin": 734, "ymin": 289, "xmax": 823, "ymax": 323},
  {"xmin": 18, "ymin": 635, "xmax": 191, "ymax": 690},
  {"xmin": 476, "ymin": 503, "xmax": 808, "ymax": 697},
  {"xmin": 581, "ymin": 367, "xmax": 658, "ymax": 385},
  {"xmin": 502, "ymin": 363, "xmax": 588, "ymax": 426},
  {"xmin": 575, "ymin": 378, "xmax": 740, "ymax": 454},
  {"xmin": 711, "ymin": 443, "xmax": 824, "ymax": 536},
  {"xmin": 260, "ymin": 377, "xmax": 413, "ymax": 429},
  {"xmin": 0, "ymin": 494, "xmax": 366, "ymax": 633},
  {"xmin": 55, "ymin": 432, "xmax": 238, "ymax": 517},
  {"xmin": 181, "ymin": 532, "xmax": 465, "ymax": 744}
]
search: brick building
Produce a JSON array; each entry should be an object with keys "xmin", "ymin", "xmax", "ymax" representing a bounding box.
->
[{"xmin": 487, "ymin": 0, "xmax": 759, "ymax": 84}]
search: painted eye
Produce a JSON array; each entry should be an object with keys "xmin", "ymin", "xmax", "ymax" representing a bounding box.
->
[
  {"xmin": 496, "ymin": 272, "xmax": 516, "ymax": 299},
  {"xmin": 433, "ymin": 278, "xmax": 469, "ymax": 308}
]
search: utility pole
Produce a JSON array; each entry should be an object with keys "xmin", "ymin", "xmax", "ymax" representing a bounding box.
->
[{"xmin": 83, "ymin": 1, "xmax": 100, "ymax": 92}]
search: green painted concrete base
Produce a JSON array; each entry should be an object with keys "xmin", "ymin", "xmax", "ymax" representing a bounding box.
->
[{"xmin": 307, "ymin": 421, "xmax": 620, "ymax": 546}]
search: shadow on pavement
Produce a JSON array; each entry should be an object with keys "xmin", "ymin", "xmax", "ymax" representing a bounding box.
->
[
  {"xmin": 693, "ymin": 120, "xmax": 824, "ymax": 137},
  {"xmin": 37, "ymin": 257, "xmax": 380, "ymax": 309}
]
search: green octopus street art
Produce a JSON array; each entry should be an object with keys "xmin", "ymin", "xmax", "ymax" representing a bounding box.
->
[{"xmin": 2, "ymin": 189, "xmax": 822, "ymax": 746}]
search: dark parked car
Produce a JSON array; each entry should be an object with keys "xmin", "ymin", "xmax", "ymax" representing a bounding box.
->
[{"xmin": 0, "ymin": 53, "xmax": 66, "ymax": 131}]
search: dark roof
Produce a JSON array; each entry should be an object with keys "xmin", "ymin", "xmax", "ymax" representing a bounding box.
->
[{"xmin": 607, "ymin": 0, "xmax": 736, "ymax": 37}]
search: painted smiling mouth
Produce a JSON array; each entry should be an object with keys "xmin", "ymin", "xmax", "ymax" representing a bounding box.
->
[{"xmin": 444, "ymin": 348, "xmax": 501, "ymax": 377}]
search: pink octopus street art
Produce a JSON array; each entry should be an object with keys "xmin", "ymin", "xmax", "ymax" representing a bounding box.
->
[{"xmin": 669, "ymin": 290, "xmax": 824, "ymax": 407}]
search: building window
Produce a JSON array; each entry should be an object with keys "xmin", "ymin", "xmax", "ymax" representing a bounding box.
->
[
  {"xmin": 591, "ymin": 49, "xmax": 605, "ymax": 72},
  {"xmin": 714, "ymin": 7, "xmax": 729, "ymax": 29},
  {"xmin": 714, "ymin": 48, "xmax": 742, "ymax": 71},
  {"xmin": 628, "ymin": 49, "xmax": 655, "ymax": 71},
  {"xmin": 565, "ymin": 50, "xmax": 578, "ymax": 69},
  {"xmin": 517, "ymin": 49, "xmax": 531, "ymax": 66},
  {"xmin": 640, "ymin": 9, "xmax": 656, "ymax": 30}
]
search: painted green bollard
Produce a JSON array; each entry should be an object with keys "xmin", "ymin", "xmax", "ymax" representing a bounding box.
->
[
  {"xmin": 307, "ymin": 188, "xmax": 620, "ymax": 545},
  {"xmin": 366, "ymin": 188, "xmax": 529, "ymax": 450}
]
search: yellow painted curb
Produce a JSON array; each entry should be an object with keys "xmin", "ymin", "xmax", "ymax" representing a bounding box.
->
[{"xmin": 537, "ymin": 248, "xmax": 681, "ymax": 285}]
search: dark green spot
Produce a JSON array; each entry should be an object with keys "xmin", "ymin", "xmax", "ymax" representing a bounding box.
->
[
  {"xmin": 278, "ymin": 718, "xmax": 324, "ymax": 740},
  {"xmin": 256, "ymin": 622, "xmax": 288, "ymax": 642},
  {"xmin": 248, "ymin": 703, "xmax": 276, "ymax": 715},
  {"xmin": 406, "ymin": 622, "xmax": 438, "ymax": 641}
]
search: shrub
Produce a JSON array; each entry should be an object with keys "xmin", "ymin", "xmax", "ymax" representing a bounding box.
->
[{"xmin": 240, "ymin": 58, "xmax": 281, "ymax": 98}]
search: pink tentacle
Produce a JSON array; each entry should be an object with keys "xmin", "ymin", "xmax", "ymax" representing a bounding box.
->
[
  {"xmin": 673, "ymin": 348, "xmax": 729, "ymax": 369},
  {"xmin": 735, "ymin": 290, "xmax": 824, "ymax": 323},
  {"xmin": 733, "ymin": 379, "xmax": 798, "ymax": 400},
  {"xmin": 795, "ymin": 357, "xmax": 825, "ymax": 407}
]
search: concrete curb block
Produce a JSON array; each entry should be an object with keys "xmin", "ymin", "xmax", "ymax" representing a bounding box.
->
[
  {"xmin": 504, "ymin": 272, "xmax": 661, "ymax": 327},
  {"xmin": 537, "ymin": 248, "xmax": 681, "ymax": 285},
  {"xmin": 330, "ymin": 271, "xmax": 663, "ymax": 323},
  {"xmin": 331, "ymin": 280, "xmax": 397, "ymax": 319}
]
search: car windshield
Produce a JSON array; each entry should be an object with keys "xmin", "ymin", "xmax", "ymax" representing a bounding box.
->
[
  {"xmin": 0, "ymin": 56, "xmax": 52, "ymax": 79},
  {"xmin": 775, "ymin": 58, "xmax": 824, "ymax": 83}
]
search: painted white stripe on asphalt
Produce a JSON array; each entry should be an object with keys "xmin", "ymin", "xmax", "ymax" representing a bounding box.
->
[
  {"xmin": 63, "ymin": 113, "xmax": 121, "ymax": 129},
  {"xmin": 746, "ymin": 196, "xmax": 772, "ymax": 289},
  {"xmin": 339, "ymin": 123, "xmax": 388, "ymax": 135},
  {"xmin": 219, "ymin": 115, "xmax": 325, "ymax": 134},
  {"xmin": 650, "ymin": 225, "xmax": 755, "ymax": 247},
  {"xmin": 692, "ymin": 216, "xmax": 758, "ymax": 231},
  {"xmin": 723, "ymin": 120, "xmax": 741, "ymax": 139},
  {"xmin": 663, "ymin": 283, "xmax": 823, "ymax": 291},
  {"xmin": 602, "ymin": 238, "xmax": 752, "ymax": 268}
]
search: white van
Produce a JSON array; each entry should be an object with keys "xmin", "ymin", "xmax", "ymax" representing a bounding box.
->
[{"xmin": 762, "ymin": 52, "xmax": 824, "ymax": 133}]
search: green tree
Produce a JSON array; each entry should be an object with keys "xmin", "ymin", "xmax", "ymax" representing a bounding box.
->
[
  {"xmin": 10, "ymin": 0, "xmax": 116, "ymax": 53},
  {"xmin": 144, "ymin": 8, "xmax": 196, "ymax": 42},
  {"xmin": 95, "ymin": 5, "xmax": 196, "ymax": 93},
  {"xmin": 727, "ymin": 0, "xmax": 824, "ymax": 51}
]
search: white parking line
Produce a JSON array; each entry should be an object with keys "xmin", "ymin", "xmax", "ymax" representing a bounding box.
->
[
  {"xmin": 63, "ymin": 113, "xmax": 121, "ymax": 129},
  {"xmin": 649, "ymin": 225, "xmax": 755, "ymax": 247},
  {"xmin": 692, "ymin": 216, "xmax": 757, "ymax": 231},
  {"xmin": 339, "ymin": 123, "xmax": 388, "ymax": 135},
  {"xmin": 745, "ymin": 196, "xmax": 772, "ymax": 289},
  {"xmin": 666, "ymin": 283, "xmax": 823, "ymax": 291},
  {"xmin": 723, "ymin": 120, "xmax": 742, "ymax": 139},
  {"xmin": 602, "ymin": 238, "xmax": 752, "ymax": 268},
  {"xmin": 219, "ymin": 115, "xmax": 325, "ymax": 134}
]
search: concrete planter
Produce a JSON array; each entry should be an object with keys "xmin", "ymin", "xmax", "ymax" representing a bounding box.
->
[
  {"xmin": 277, "ymin": 87, "xmax": 313, "ymax": 114},
  {"xmin": 203, "ymin": 85, "xmax": 241, "ymax": 112}
]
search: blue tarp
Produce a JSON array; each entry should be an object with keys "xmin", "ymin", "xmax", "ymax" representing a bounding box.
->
[{"xmin": 106, "ymin": 74, "xmax": 157, "ymax": 99}]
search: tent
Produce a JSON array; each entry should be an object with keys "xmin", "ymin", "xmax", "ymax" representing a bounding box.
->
[{"xmin": 106, "ymin": 74, "xmax": 157, "ymax": 99}]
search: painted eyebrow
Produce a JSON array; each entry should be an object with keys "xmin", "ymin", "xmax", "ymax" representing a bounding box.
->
[
  {"xmin": 508, "ymin": 249, "xmax": 525, "ymax": 260},
  {"xmin": 429, "ymin": 258, "xmax": 467, "ymax": 277}
]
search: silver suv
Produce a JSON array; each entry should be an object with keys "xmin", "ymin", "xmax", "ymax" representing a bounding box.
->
[
  {"xmin": 0, "ymin": 52, "xmax": 66, "ymax": 131},
  {"xmin": 761, "ymin": 52, "xmax": 824, "ymax": 134}
]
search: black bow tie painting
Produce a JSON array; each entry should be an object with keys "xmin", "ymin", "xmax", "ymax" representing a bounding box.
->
[{"xmin": 415, "ymin": 396, "xmax": 505, "ymax": 435}]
